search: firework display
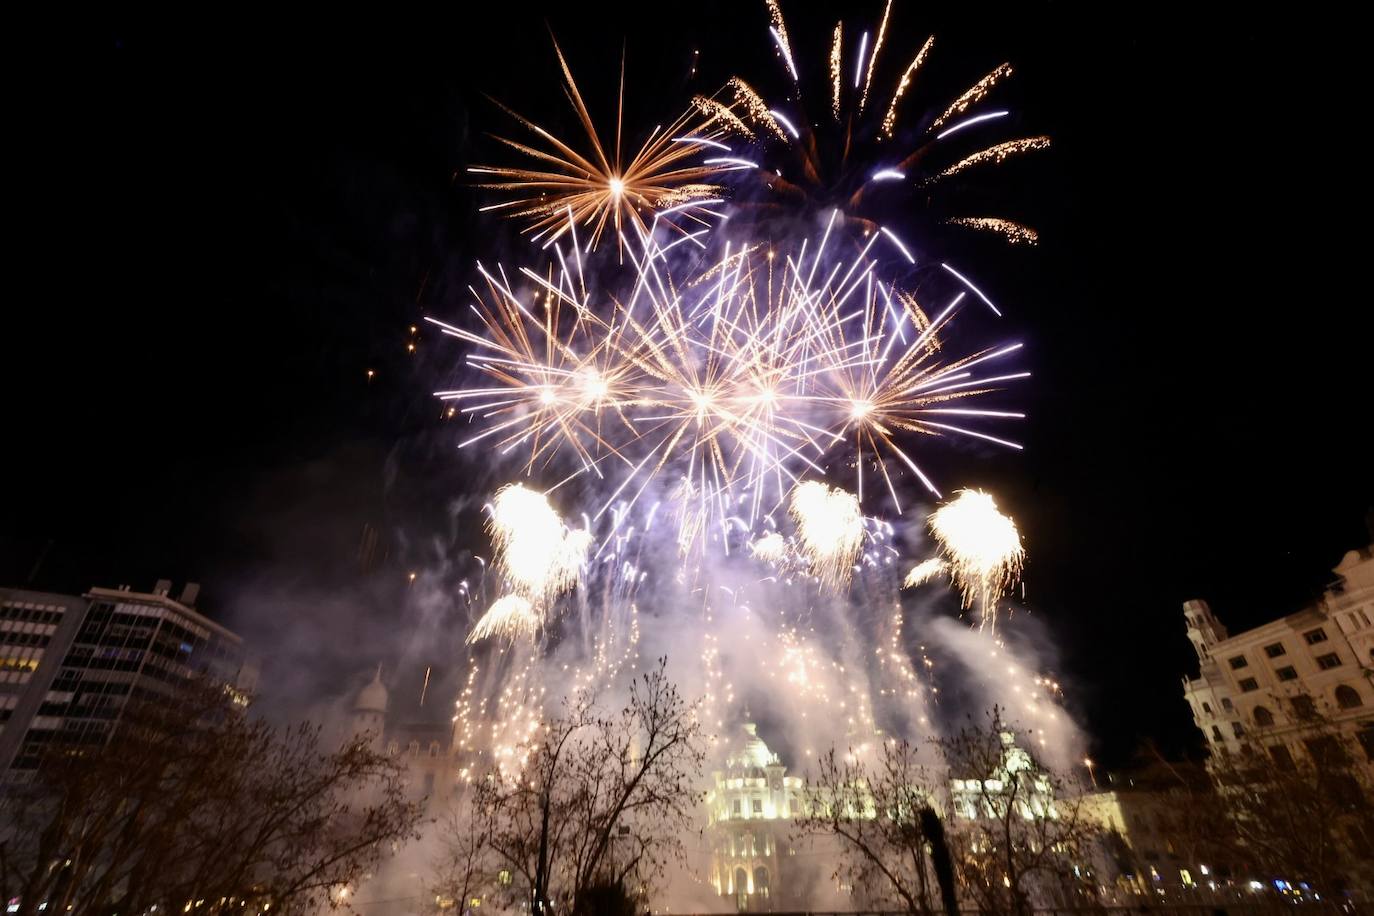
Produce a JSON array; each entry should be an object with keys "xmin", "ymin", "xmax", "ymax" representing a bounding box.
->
[
  {"xmin": 440, "ymin": 0, "xmax": 1064, "ymax": 783},
  {"xmin": 688, "ymin": 0, "xmax": 1049, "ymax": 247}
]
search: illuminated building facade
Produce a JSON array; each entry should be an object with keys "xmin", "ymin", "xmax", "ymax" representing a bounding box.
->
[
  {"xmin": 948, "ymin": 730, "xmax": 1056, "ymax": 821},
  {"xmin": 1076, "ymin": 762, "xmax": 1240, "ymax": 894},
  {"xmin": 1181, "ymin": 538, "xmax": 1374, "ymax": 765},
  {"xmin": 704, "ymin": 721, "xmax": 805, "ymax": 911},
  {"xmin": 0, "ymin": 580, "xmax": 255, "ymax": 777}
]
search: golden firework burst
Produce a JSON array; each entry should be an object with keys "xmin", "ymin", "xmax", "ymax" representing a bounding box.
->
[{"xmin": 471, "ymin": 38, "xmax": 730, "ymax": 252}]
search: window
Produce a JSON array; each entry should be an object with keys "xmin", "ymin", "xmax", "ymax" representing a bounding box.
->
[
  {"xmin": 1210, "ymin": 725, "xmax": 1223, "ymax": 741},
  {"xmin": 1227, "ymin": 655, "xmax": 1248, "ymax": 670},
  {"xmin": 1316, "ymin": 652, "xmax": 1341, "ymax": 670},
  {"xmin": 1264, "ymin": 642, "xmax": 1286, "ymax": 658},
  {"xmin": 429, "ymin": 741, "xmax": 440, "ymax": 757},
  {"xmin": 752, "ymin": 798, "xmax": 763, "ymax": 815},
  {"xmin": 1238, "ymin": 677, "xmax": 1258, "ymax": 692},
  {"xmin": 1275, "ymin": 666, "xmax": 1298, "ymax": 681},
  {"xmin": 1201, "ymin": 701, "xmax": 1212, "ymax": 715},
  {"xmin": 1303, "ymin": 628, "xmax": 1328, "ymax": 645},
  {"xmin": 1291, "ymin": 695, "xmax": 1316, "ymax": 719},
  {"xmin": 1231, "ymin": 721, "xmax": 1245, "ymax": 738},
  {"xmin": 1253, "ymin": 705, "xmax": 1275, "ymax": 727},
  {"xmin": 1269, "ymin": 744, "xmax": 1295, "ymax": 769},
  {"xmin": 732, "ymin": 799, "xmax": 741, "ymax": 817},
  {"xmin": 1221, "ymin": 697, "xmax": 1233, "ymax": 711},
  {"xmin": 1335, "ymin": 685, "xmax": 1363, "ymax": 709}
]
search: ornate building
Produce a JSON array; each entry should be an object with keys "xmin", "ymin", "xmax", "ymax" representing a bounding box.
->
[
  {"xmin": 1181, "ymin": 538, "xmax": 1374, "ymax": 764},
  {"xmin": 704, "ymin": 721, "xmax": 806, "ymax": 911},
  {"xmin": 348, "ymin": 667, "xmax": 457, "ymax": 809}
]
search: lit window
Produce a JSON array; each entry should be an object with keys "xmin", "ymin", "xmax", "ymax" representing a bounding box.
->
[
  {"xmin": 1316, "ymin": 653, "xmax": 1341, "ymax": 670},
  {"xmin": 1263, "ymin": 642, "xmax": 1286, "ymax": 658},
  {"xmin": 1275, "ymin": 666, "xmax": 1298, "ymax": 681},
  {"xmin": 1303, "ymin": 628, "xmax": 1327, "ymax": 645},
  {"xmin": 1228, "ymin": 655, "xmax": 1248, "ymax": 670},
  {"xmin": 1238, "ymin": 678, "xmax": 1258, "ymax": 692}
]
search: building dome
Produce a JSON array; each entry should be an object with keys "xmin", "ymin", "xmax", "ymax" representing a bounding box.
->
[
  {"xmin": 727, "ymin": 721, "xmax": 778, "ymax": 771},
  {"xmin": 354, "ymin": 666, "xmax": 389, "ymax": 714}
]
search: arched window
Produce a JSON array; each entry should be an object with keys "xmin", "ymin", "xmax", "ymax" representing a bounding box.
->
[
  {"xmin": 734, "ymin": 867, "xmax": 749, "ymax": 905},
  {"xmin": 753, "ymin": 866, "xmax": 770, "ymax": 899},
  {"xmin": 1291, "ymin": 695, "xmax": 1316, "ymax": 720},
  {"xmin": 1253, "ymin": 706, "xmax": 1274, "ymax": 727},
  {"xmin": 1335, "ymin": 685, "xmax": 1363, "ymax": 709}
]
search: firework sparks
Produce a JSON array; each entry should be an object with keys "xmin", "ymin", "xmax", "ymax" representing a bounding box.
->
[
  {"xmin": 902, "ymin": 557, "xmax": 947, "ymax": 588},
  {"xmin": 467, "ymin": 594, "xmax": 539, "ymax": 643},
  {"xmin": 471, "ymin": 39, "xmax": 728, "ymax": 250},
  {"xmin": 936, "ymin": 137, "xmax": 1053, "ymax": 180},
  {"xmin": 948, "ymin": 217, "xmax": 1040, "ymax": 246},
  {"xmin": 487, "ymin": 484, "xmax": 589, "ymax": 607},
  {"xmin": 928, "ymin": 489, "xmax": 1024, "ymax": 631},
  {"xmin": 750, "ymin": 531, "xmax": 788, "ymax": 564},
  {"xmin": 789, "ymin": 481, "xmax": 864, "ymax": 588},
  {"xmin": 702, "ymin": 4, "xmax": 1047, "ymax": 246},
  {"xmin": 432, "ymin": 219, "xmax": 1025, "ymax": 547}
]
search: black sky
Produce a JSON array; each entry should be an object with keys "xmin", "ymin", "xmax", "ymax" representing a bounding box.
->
[{"xmin": 6, "ymin": 3, "xmax": 1371, "ymax": 764}]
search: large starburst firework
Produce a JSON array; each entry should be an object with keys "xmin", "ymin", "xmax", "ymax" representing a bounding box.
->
[
  {"xmin": 470, "ymin": 38, "xmax": 731, "ymax": 252},
  {"xmin": 431, "ymin": 208, "xmax": 1025, "ymax": 550}
]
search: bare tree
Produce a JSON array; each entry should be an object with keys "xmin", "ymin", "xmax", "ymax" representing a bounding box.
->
[
  {"xmin": 938, "ymin": 708, "xmax": 1100, "ymax": 916},
  {"xmin": 794, "ymin": 739, "xmax": 944, "ymax": 914},
  {"xmin": 431, "ymin": 791, "xmax": 496, "ymax": 915},
  {"xmin": 0, "ymin": 682, "xmax": 423, "ymax": 916},
  {"xmin": 1204, "ymin": 694, "xmax": 1374, "ymax": 896},
  {"xmin": 470, "ymin": 657, "xmax": 705, "ymax": 915}
]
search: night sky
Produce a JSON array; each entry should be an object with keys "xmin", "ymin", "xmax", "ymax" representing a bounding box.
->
[{"xmin": 7, "ymin": 3, "xmax": 1370, "ymax": 764}]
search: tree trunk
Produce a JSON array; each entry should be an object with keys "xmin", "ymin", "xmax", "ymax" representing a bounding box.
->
[{"xmin": 919, "ymin": 806, "xmax": 960, "ymax": 916}]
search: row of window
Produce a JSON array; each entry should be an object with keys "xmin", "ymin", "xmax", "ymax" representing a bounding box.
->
[
  {"xmin": 0, "ymin": 605, "xmax": 64, "ymax": 625},
  {"xmin": 386, "ymin": 739, "xmax": 450, "ymax": 758},
  {"xmin": 1209, "ymin": 687, "xmax": 1365, "ymax": 740},
  {"xmin": 1231, "ymin": 655, "xmax": 1343, "ymax": 692},
  {"xmin": 0, "ymin": 631, "xmax": 51, "ymax": 649},
  {"xmin": 1227, "ymin": 627, "xmax": 1333, "ymax": 673}
]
